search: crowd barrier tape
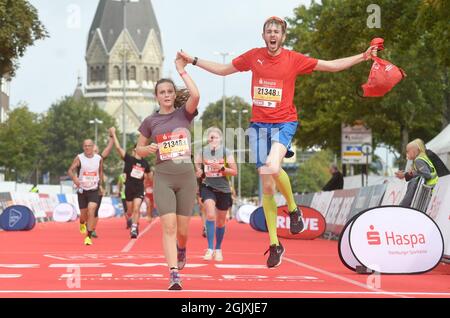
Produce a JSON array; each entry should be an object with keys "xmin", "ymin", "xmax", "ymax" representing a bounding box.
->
[{"xmin": 338, "ymin": 206, "xmax": 444, "ymax": 274}]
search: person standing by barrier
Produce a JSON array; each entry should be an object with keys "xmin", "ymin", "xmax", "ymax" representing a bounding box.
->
[
  {"xmin": 195, "ymin": 127, "xmax": 237, "ymax": 262},
  {"xmin": 110, "ymin": 127, "xmax": 150, "ymax": 239},
  {"xmin": 322, "ymin": 164, "xmax": 344, "ymax": 191},
  {"xmin": 395, "ymin": 139, "xmax": 438, "ymax": 207},
  {"xmin": 136, "ymin": 53, "xmax": 200, "ymax": 290},
  {"xmin": 68, "ymin": 139, "xmax": 104, "ymax": 245},
  {"xmin": 178, "ymin": 16, "xmax": 377, "ymax": 267}
]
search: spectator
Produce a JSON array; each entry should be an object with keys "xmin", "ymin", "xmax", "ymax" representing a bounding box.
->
[
  {"xmin": 395, "ymin": 139, "xmax": 438, "ymax": 207},
  {"xmin": 322, "ymin": 164, "xmax": 344, "ymax": 191},
  {"xmin": 29, "ymin": 184, "xmax": 39, "ymax": 193}
]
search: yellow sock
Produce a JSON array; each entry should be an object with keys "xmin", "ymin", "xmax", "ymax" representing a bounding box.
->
[
  {"xmin": 262, "ymin": 194, "xmax": 279, "ymax": 246},
  {"xmin": 274, "ymin": 168, "xmax": 297, "ymax": 212}
]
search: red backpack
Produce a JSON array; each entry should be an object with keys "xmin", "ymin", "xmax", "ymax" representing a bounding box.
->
[{"xmin": 361, "ymin": 38, "xmax": 406, "ymax": 97}]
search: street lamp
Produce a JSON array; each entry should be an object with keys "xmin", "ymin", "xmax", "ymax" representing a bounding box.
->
[
  {"xmin": 214, "ymin": 51, "xmax": 233, "ymax": 145},
  {"xmin": 113, "ymin": 0, "xmax": 140, "ymax": 149},
  {"xmin": 89, "ymin": 118, "xmax": 103, "ymax": 146},
  {"xmin": 231, "ymin": 108, "xmax": 248, "ymax": 203}
]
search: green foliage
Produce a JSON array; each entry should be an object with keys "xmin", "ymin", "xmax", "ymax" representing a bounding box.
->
[
  {"xmin": 296, "ymin": 150, "xmax": 334, "ymax": 193},
  {"xmin": 0, "ymin": 0, "xmax": 48, "ymax": 76},
  {"xmin": 0, "ymin": 105, "xmax": 45, "ymax": 181},
  {"xmin": 41, "ymin": 96, "xmax": 121, "ymax": 183},
  {"xmin": 286, "ymin": 0, "xmax": 447, "ymax": 162}
]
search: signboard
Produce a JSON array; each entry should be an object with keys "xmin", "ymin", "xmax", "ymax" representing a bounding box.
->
[
  {"xmin": 341, "ymin": 123, "xmax": 372, "ymax": 164},
  {"xmin": 339, "ymin": 206, "xmax": 444, "ymax": 274},
  {"xmin": 277, "ymin": 205, "xmax": 326, "ymax": 240}
]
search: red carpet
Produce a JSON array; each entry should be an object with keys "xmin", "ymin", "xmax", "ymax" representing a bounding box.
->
[{"xmin": 0, "ymin": 217, "xmax": 448, "ymax": 298}]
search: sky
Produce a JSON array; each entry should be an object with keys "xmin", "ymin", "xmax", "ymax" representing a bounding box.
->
[
  {"xmin": 11, "ymin": 0, "xmax": 308, "ymax": 114},
  {"xmin": 10, "ymin": 0, "xmax": 396, "ymax": 169}
]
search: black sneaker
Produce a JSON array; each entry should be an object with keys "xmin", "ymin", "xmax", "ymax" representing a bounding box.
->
[
  {"xmin": 126, "ymin": 218, "xmax": 132, "ymax": 229},
  {"xmin": 289, "ymin": 207, "xmax": 305, "ymax": 234},
  {"xmin": 168, "ymin": 270, "xmax": 182, "ymax": 290},
  {"xmin": 130, "ymin": 226, "xmax": 138, "ymax": 239},
  {"xmin": 177, "ymin": 245, "xmax": 186, "ymax": 270},
  {"xmin": 264, "ymin": 242, "xmax": 285, "ymax": 268}
]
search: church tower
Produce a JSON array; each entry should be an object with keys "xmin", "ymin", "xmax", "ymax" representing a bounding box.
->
[{"xmin": 85, "ymin": 0, "xmax": 163, "ymax": 135}]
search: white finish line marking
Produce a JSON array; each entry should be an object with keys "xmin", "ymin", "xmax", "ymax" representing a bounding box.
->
[
  {"xmin": 284, "ymin": 257, "xmax": 409, "ymax": 298},
  {"xmin": 0, "ymin": 289, "xmax": 448, "ymax": 296}
]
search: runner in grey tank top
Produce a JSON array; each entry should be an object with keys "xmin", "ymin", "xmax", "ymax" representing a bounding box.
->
[
  {"xmin": 136, "ymin": 53, "xmax": 200, "ymax": 291},
  {"xmin": 194, "ymin": 127, "xmax": 237, "ymax": 262}
]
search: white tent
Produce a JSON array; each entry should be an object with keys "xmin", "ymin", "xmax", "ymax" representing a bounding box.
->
[{"xmin": 426, "ymin": 124, "xmax": 450, "ymax": 166}]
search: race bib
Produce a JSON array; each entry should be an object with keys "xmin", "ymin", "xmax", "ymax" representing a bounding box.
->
[
  {"xmin": 81, "ymin": 171, "xmax": 98, "ymax": 188},
  {"xmin": 145, "ymin": 187, "xmax": 153, "ymax": 194},
  {"xmin": 156, "ymin": 132, "xmax": 190, "ymax": 161},
  {"xmin": 253, "ymin": 78, "xmax": 283, "ymax": 108},
  {"xmin": 130, "ymin": 165, "xmax": 145, "ymax": 179},
  {"xmin": 204, "ymin": 159, "xmax": 224, "ymax": 178}
]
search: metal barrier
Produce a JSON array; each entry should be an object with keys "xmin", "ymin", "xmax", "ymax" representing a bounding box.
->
[{"xmin": 411, "ymin": 177, "xmax": 433, "ymax": 212}]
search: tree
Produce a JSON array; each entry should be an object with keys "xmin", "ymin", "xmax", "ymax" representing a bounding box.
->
[
  {"xmin": 296, "ymin": 150, "xmax": 334, "ymax": 193},
  {"xmin": 286, "ymin": 0, "xmax": 444, "ymax": 165},
  {"xmin": 0, "ymin": 105, "xmax": 45, "ymax": 181},
  {"xmin": 0, "ymin": 0, "xmax": 48, "ymax": 76},
  {"xmin": 41, "ymin": 96, "xmax": 121, "ymax": 183}
]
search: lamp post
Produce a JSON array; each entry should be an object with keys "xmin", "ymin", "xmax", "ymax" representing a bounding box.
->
[
  {"xmin": 231, "ymin": 109, "xmax": 248, "ymax": 203},
  {"xmin": 89, "ymin": 118, "xmax": 103, "ymax": 146},
  {"xmin": 113, "ymin": 0, "xmax": 140, "ymax": 149},
  {"xmin": 214, "ymin": 52, "xmax": 233, "ymax": 146}
]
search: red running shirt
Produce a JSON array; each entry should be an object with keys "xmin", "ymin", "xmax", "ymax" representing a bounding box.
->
[{"xmin": 232, "ymin": 48, "xmax": 318, "ymax": 123}]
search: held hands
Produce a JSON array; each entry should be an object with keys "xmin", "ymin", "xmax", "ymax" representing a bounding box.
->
[
  {"xmin": 175, "ymin": 51, "xmax": 188, "ymax": 73},
  {"xmin": 109, "ymin": 127, "xmax": 116, "ymax": 136},
  {"xmin": 363, "ymin": 45, "xmax": 378, "ymax": 60},
  {"xmin": 177, "ymin": 50, "xmax": 194, "ymax": 64}
]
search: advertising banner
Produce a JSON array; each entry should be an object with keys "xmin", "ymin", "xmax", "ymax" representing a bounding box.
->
[
  {"xmin": 325, "ymin": 189, "xmax": 358, "ymax": 235},
  {"xmin": 346, "ymin": 206, "xmax": 443, "ymax": 274},
  {"xmin": 277, "ymin": 205, "xmax": 326, "ymax": 240}
]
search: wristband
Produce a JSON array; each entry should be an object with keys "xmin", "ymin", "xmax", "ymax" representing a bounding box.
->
[{"xmin": 193, "ymin": 57, "xmax": 198, "ymax": 65}]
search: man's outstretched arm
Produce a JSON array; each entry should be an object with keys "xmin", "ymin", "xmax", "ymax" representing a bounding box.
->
[
  {"xmin": 314, "ymin": 46, "xmax": 377, "ymax": 73},
  {"xmin": 178, "ymin": 51, "xmax": 238, "ymax": 76}
]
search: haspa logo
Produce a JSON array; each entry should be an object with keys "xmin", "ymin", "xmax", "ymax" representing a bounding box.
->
[
  {"xmin": 367, "ymin": 225, "xmax": 426, "ymax": 248},
  {"xmin": 367, "ymin": 225, "xmax": 381, "ymax": 245}
]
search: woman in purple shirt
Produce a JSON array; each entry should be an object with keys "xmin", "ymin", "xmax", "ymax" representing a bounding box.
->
[{"xmin": 136, "ymin": 53, "xmax": 200, "ymax": 290}]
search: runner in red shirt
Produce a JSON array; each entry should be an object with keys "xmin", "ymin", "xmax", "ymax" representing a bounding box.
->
[{"xmin": 178, "ymin": 16, "xmax": 377, "ymax": 268}]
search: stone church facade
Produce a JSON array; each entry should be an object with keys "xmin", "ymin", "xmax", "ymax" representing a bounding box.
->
[{"xmin": 84, "ymin": 0, "xmax": 163, "ymax": 134}]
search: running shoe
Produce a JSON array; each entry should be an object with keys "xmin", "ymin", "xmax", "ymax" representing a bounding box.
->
[
  {"xmin": 91, "ymin": 230, "xmax": 98, "ymax": 238},
  {"xmin": 130, "ymin": 226, "xmax": 138, "ymax": 239},
  {"xmin": 214, "ymin": 249, "xmax": 223, "ymax": 262},
  {"xmin": 203, "ymin": 249, "xmax": 214, "ymax": 261},
  {"xmin": 84, "ymin": 236, "xmax": 92, "ymax": 246},
  {"xmin": 289, "ymin": 207, "xmax": 305, "ymax": 234},
  {"xmin": 168, "ymin": 270, "xmax": 182, "ymax": 290},
  {"xmin": 264, "ymin": 242, "xmax": 284, "ymax": 268},
  {"xmin": 80, "ymin": 223, "xmax": 87, "ymax": 234}
]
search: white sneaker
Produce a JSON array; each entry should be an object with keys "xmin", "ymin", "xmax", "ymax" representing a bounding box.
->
[
  {"xmin": 214, "ymin": 249, "xmax": 223, "ymax": 261},
  {"xmin": 203, "ymin": 249, "xmax": 214, "ymax": 260}
]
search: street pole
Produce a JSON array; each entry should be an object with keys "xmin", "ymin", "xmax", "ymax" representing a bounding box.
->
[
  {"xmin": 122, "ymin": 0, "xmax": 127, "ymax": 150},
  {"xmin": 214, "ymin": 52, "xmax": 233, "ymax": 145},
  {"xmin": 237, "ymin": 110, "xmax": 241, "ymax": 203}
]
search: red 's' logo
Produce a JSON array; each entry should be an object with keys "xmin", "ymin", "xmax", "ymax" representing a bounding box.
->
[{"xmin": 367, "ymin": 225, "xmax": 381, "ymax": 245}]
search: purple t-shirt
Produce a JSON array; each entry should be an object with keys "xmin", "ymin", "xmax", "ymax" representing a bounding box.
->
[{"xmin": 138, "ymin": 105, "xmax": 197, "ymax": 165}]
